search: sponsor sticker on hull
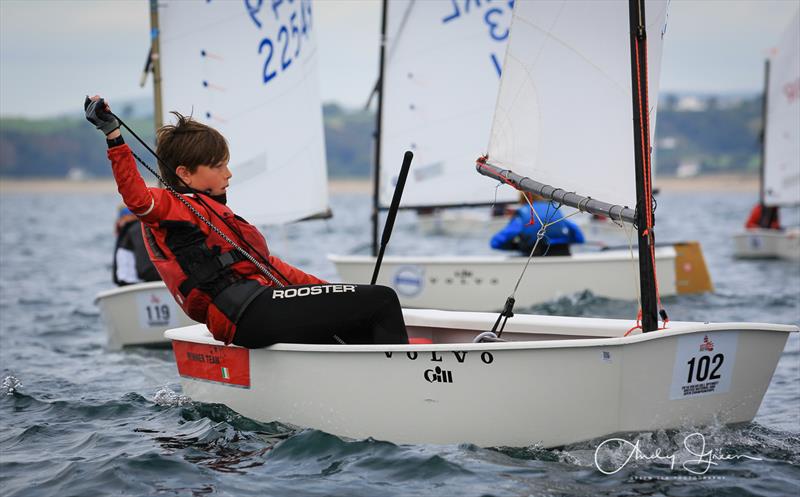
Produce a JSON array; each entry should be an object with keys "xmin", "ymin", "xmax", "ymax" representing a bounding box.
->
[
  {"xmin": 393, "ymin": 265, "xmax": 425, "ymax": 297},
  {"xmin": 172, "ymin": 340, "xmax": 250, "ymax": 388}
]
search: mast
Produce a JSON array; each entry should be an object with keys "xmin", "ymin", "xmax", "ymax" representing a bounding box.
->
[
  {"xmin": 149, "ymin": 0, "xmax": 164, "ymax": 131},
  {"xmin": 371, "ymin": 0, "xmax": 389, "ymax": 257},
  {"xmin": 758, "ymin": 59, "xmax": 770, "ymax": 207},
  {"xmin": 628, "ymin": 0, "xmax": 659, "ymax": 332}
]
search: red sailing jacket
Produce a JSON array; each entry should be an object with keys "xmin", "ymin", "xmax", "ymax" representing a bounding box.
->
[
  {"xmin": 745, "ymin": 204, "xmax": 780, "ymax": 230},
  {"xmin": 108, "ymin": 144, "xmax": 325, "ymax": 344}
]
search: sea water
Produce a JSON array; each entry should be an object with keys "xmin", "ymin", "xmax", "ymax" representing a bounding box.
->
[{"xmin": 1, "ymin": 188, "xmax": 798, "ymax": 497}]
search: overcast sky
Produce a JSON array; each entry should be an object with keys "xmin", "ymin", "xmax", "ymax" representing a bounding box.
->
[{"xmin": 1, "ymin": 0, "xmax": 798, "ymax": 118}]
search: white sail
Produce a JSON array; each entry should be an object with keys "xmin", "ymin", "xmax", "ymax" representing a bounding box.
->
[
  {"xmin": 379, "ymin": 0, "xmax": 519, "ymax": 208},
  {"xmin": 487, "ymin": 0, "xmax": 668, "ymax": 209},
  {"xmin": 157, "ymin": 0, "xmax": 329, "ymax": 225},
  {"xmin": 763, "ymin": 10, "xmax": 800, "ymax": 207}
]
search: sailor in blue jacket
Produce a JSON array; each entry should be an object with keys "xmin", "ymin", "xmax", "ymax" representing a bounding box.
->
[{"xmin": 491, "ymin": 197, "xmax": 585, "ymax": 256}]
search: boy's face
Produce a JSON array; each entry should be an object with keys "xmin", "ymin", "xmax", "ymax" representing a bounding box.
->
[{"xmin": 178, "ymin": 160, "xmax": 232, "ymax": 196}]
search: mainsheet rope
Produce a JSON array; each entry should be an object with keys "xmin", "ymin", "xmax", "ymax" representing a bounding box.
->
[{"xmin": 490, "ymin": 191, "xmax": 584, "ymax": 338}]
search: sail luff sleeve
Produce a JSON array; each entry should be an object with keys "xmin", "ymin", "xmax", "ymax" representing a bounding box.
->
[{"xmin": 476, "ymin": 159, "xmax": 636, "ymax": 224}]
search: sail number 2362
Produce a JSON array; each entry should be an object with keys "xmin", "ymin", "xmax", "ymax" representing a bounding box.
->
[{"xmin": 685, "ymin": 354, "xmax": 724, "ymax": 384}]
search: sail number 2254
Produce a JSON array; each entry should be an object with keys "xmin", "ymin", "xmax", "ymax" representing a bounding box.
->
[{"xmin": 246, "ymin": 0, "xmax": 314, "ymax": 86}]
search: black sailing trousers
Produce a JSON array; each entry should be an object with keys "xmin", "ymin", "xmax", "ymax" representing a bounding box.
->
[{"xmin": 232, "ymin": 284, "xmax": 409, "ymax": 348}]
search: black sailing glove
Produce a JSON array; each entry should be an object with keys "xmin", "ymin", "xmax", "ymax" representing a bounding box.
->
[{"xmin": 84, "ymin": 97, "xmax": 120, "ymax": 135}]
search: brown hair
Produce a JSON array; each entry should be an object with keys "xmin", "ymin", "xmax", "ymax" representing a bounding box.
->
[{"xmin": 155, "ymin": 112, "xmax": 229, "ymax": 188}]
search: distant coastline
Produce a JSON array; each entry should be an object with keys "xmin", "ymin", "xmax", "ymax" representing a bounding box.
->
[{"xmin": 0, "ymin": 174, "xmax": 757, "ymax": 194}]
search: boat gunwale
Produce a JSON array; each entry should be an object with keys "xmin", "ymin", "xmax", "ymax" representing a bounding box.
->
[
  {"xmin": 165, "ymin": 320, "xmax": 797, "ymax": 353},
  {"xmin": 733, "ymin": 228, "xmax": 800, "ymax": 240},
  {"xmin": 327, "ymin": 245, "xmax": 678, "ymax": 265},
  {"xmin": 94, "ymin": 281, "xmax": 170, "ymax": 302}
]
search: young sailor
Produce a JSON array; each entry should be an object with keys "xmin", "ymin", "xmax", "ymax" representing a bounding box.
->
[
  {"xmin": 490, "ymin": 194, "xmax": 585, "ymax": 256},
  {"xmin": 85, "ymin": 96, "xmax": 408, "ymax": 347},
  {"xmin": 113, "ymin": 205, "xmax": 161, "ymax": 286},
  {"xmin": 745, "ymin": 203, "xmax": 781, "ymax": 230}
]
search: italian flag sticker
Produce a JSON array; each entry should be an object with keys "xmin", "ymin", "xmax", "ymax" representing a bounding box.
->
[{"xmin": 221, "ymin": 367, "xmax": 230, "ymax": 379}]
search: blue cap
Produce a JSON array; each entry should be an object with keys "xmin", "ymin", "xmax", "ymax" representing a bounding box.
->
[{"xmin": 118, "ymin": 206, "xmax": 133, "ymax": 218}]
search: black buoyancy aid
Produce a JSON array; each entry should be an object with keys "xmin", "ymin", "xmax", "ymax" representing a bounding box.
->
[{"xmin": 141, "ymin": 192, "xmax": 272, "ymax": 344}]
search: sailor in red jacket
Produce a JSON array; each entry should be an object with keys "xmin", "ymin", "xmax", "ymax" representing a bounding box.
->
[
  {"xmin": 745, "ymin": 204, "xmax": 780, "ymax": 230},
  {"xmin": 85, "ymin": 96, "xmax": 408, "ymax": 347}
]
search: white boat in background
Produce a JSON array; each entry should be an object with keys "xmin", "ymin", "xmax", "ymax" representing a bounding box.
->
[
  {"xmin": 734, "ymin": 228, "xmax": 800, "ymax": 261},
  {"xmin": 167, "ymin": 0, "xmax": 795, "ymax": 448},
  {"xmin": 329, "ymin": 0, "xmax": 712, "ymax": 308},
  {"xmin": 96, "ymin": 282, "xmax": 196, "ymax": 350},
  {"xmin": 416, "ymin": 208, "xmax": 508, "ymax": 237},
  {"xmin": 331, "ymin": 241, "xmax": 711, "ymax": 312},
  {"xmin": 95, "ymin": 0, "xmax": 329, "ymax": 348},
  {"xmin": 733, "ymin": 11, "xmax": 800, "ymax": 261},
  {"xmin": 576, "ymin": 215, "xmax": 633, "ymax": 248}
]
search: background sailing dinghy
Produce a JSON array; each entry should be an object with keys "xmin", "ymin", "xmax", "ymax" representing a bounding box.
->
[
  {"xmin": 733, "ymin": 10, "xmax": 800, "ymax": 261},
  {"xmin": 328, "ymin": 0, "xmax": 713, "ymax": 311},
  {"xmin": 332, "ymin": 243, "xmax": 710, "ymax": 312},
  {"xmin": 167, "ymin": 0, "xmax": 796, "ymax": 448},
  {"xmin": 96, "ymin": 281, "xmax": 196, "ymax": 350},
  {"xmin": 416, "ymin": 207, "xmax": 509, "ymax": 238},
  {"xmin": 95, "ymin": 0, "xmax": 329, "ymax": 348}
]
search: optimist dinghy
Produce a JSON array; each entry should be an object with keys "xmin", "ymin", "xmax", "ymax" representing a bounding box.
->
[
  {"xmin": 94, "ymin": 0, "xmax": 330, "ymax": 348},
  {"xmin": 166, "ymin": 310, "xmax": 794, "ymax": 447},
  {"xmin": 166, "ymin": 0, "xmax": 797, "ymax": 448},
  {"xmin": 331, "ymin": 242, "xmax": 711, "ymax": 312},
  {"xmin": 96, "ymin": 281, "xmax": 196, "ymax": 350},
  {"xmin": 732, "ymin": 11, "xmax": 800, "ymax": 261}
]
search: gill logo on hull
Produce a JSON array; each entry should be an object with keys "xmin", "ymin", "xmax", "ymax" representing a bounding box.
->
[{"xmin": 424, "ymin": 366, "xmax": 453, "ymax": 383}]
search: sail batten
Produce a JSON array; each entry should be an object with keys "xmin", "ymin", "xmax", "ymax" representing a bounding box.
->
[{"xmin": 486, "ymin": 0, "xmax": 668, "ymax": 210}]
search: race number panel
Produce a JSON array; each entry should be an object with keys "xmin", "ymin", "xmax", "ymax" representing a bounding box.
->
[
  {"xmin": 136, "ymin": 290, "xmax": 178, "ymax": 329},
  {"xmin": 670, "ymin": 332, "xmax": 738, "ymax": 400}
]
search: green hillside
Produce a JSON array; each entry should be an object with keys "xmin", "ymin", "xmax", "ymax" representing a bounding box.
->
[{"xmin": 0, "ymin": 95, "xmax": 763, "ymax": 179}]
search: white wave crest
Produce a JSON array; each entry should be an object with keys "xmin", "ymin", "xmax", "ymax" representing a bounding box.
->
[
  {"xmin": 2, "ymin": 375, "xmax": 23, "ymax": 395},
  {"xmin": 153, "ymin": 386, "xmax": 191, "ymax": 407}
]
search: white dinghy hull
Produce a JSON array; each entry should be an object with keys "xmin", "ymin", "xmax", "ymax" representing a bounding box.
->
[
  {"xmin": 733, "ymin": 228, "xmax": 800, "ymax": 261},
  {"xmin": 165, "ymin": 309, "xmax": 794, "ymax": 448},
  {"xmin": 95, "ymin": 281, "xmax": 196, "ymax": 350},
  {"xmin": 329, "ymin": 242, "xmax": 712, "ymax": 311}
]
